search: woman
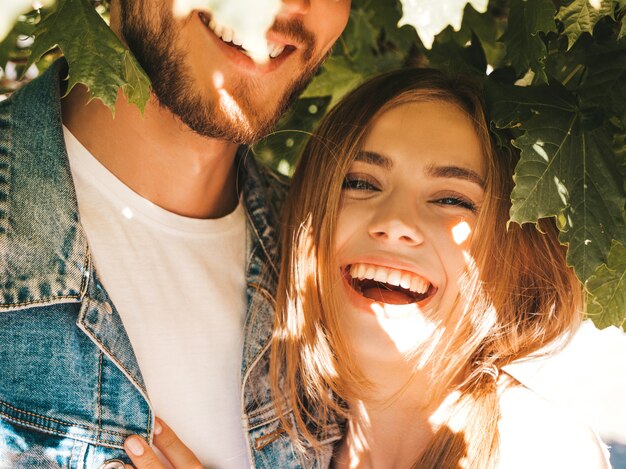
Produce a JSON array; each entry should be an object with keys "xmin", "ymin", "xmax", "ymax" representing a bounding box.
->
[
  {"xmin": 123, "ymin": 68, "xmax": 611, "ymax": 468},
  {"xmin": 268, "ymin": 68, "xmax": 611, "ymax": 468}
]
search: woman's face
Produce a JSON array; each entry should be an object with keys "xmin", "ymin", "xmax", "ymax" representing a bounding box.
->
[{"xmin": 334, "ymin": 100, "xmax": 487, "ymax": 360}]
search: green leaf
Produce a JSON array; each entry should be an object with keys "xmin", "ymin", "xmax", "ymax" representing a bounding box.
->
[
  {"xmin": 454, "ymin": 5, "xmax": 508, "ymax": 69},
  {"xmin": 427, "ymin": 31, "xmax": 487, "ymax": 75},
  {"xmin": 586, "ymin": 240, "xmax": 626, "ymax": 329},
  {"xmin": 26, "ymin": 0, "xmax": 151, "ymax": 113},
  {"xmin": 301, "ymin": 56, "xmax": 364, "ymax": 107},
  {"xmin": 499, "ymin": 0, "xmax": 556, "ymax": 83},
  {"xmin": 620, "ymin": 15, "xmax": 626, "ymax": 39},
  {"xmin": 487, "ymin": 81, "xmax": 626, "ymax": 281},
  {"xmin": 341, "ymin": 7, "xmax": 379, "ymax": 63},
  {"xmin": 398, "ymin": 0, "xmax": 488, "ymax": 48},
  {"xmin": 556, "ymin": 0, "xmax": 615, "ymax": 50},
  {"xmin": 577, "ymin": 45, "xmax": 626, "ymax": 119}
]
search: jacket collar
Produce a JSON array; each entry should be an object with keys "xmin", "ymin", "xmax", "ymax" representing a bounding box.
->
[
  {"xmin": 238, "ymin": 149, "xmax": 287, "ymax": 373},
  {"xmin": 0, "ymin": 60, "xmax": 286, "ymax": 313},
  {"xmin": 0, "ymin": 61, "xmax": 90, "ymax": 310}
]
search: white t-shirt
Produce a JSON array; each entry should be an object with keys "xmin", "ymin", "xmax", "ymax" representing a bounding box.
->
[{"xmin": 64, "ymin": 126, "xmax": 250, "ymax": 468}]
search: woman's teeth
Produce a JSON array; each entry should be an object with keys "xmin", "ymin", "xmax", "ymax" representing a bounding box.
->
[
  {"xmin": 203, "ymin": 13, "xmax": 286, "ymax": 59},
  {"xmin": 348, "ymin": 263, "xmax": 430, "ymax": 295}
]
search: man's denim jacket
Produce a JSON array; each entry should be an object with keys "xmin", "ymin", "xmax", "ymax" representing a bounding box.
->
[{"xmin": 0, "ymin": 63, "xmax": 342, "ymax": 468}]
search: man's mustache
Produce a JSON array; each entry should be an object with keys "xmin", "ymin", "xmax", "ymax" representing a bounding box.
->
[{"xmin": 269, "ymin": 18, "xmax": 316, "ymax": 61}]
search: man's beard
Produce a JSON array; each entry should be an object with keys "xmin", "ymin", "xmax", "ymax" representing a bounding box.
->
[{"xmin": 119, "ymin": 2, "xmax": 323, "ymax": 144}]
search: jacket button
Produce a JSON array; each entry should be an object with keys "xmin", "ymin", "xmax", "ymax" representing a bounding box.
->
[{"xmin": 99, "ymin": 460, "xmax": 125, "ymax": 469}]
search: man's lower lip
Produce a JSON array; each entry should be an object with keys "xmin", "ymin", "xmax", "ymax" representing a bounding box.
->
[{"xmin": 197, "ymin": 13, "xmax": 291, "ymax": 75}]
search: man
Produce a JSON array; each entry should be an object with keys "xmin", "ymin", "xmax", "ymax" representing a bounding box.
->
[{"xmin": 0, "ymin": 0, "xmax": 350, "ymax": 467}]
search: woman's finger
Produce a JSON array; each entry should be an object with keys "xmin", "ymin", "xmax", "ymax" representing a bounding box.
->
[
  {"xmin": 124, "ymin": 434, "xmax": 165, "ymax": 469},
  {"xmin": 152, "ymin": 418, "xmax": 203, "ymax": 469}
]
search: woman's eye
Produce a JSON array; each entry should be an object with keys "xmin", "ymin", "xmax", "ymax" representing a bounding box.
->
[
  {"xmin": 342, "ymin": 176, "xmax": 380, "ymax": 192},
  {"xmin": 434, "ymin": 196, "xmax": 477, "ymax": 213}
]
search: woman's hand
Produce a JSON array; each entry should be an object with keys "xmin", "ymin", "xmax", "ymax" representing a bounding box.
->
[{"xmin": 124, "ymin": 418, "xmax": 203, "ymax": 469}]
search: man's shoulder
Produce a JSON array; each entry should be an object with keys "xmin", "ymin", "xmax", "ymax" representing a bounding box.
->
[{"xmin": 0, "ymin": 62, "xmax": 64, "ymax": 145}]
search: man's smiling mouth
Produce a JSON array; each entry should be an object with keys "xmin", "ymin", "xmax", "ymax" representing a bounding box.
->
[
  {"xmin": 344, "ymin": 263, "xmax": 437, "ymax": 305},
  {"xmin": 198, "ymin": 11, "xmax": 294, "ymax": 60}
]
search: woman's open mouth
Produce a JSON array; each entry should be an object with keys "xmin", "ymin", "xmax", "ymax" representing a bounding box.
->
[{"xmin": 343, "ymin": 263, "xmax": 437, "ymax": 305}]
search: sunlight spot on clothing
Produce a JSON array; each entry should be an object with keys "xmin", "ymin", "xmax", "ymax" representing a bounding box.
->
[{"xmin": 122, "ymin": 207, "xmax": 133, "ymax": 219}]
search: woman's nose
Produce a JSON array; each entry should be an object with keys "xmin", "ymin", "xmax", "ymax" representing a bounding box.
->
[
  {"xmin": 368, "ymin": 208, "xmax": 424, "ymax": 247},
  {"xmin": 280, "ymin": 0, "xmax": 311, "ymax": 15}
]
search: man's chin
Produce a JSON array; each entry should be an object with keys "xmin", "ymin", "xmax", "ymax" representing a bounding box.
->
[{"xmin": 177, "ymin": 106, "xmax": 272, "ymax": 145}]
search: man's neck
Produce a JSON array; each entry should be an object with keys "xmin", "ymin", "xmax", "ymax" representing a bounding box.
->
[{"xmin": 61, "ymin": 84, "xmax": 240, "ymax": 219}]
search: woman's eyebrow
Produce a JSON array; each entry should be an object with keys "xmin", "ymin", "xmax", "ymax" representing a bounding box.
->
[
  {"xmin": 355, "ymin": 151, "xmax": 393, "ymax": 169},
  {"xmin": 425, "ymin": 163, "xmax": 485, "ymax": 188}
]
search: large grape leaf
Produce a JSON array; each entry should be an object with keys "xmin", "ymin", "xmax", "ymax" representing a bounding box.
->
[
  {"xmin": 556, "ymin": 0, "xmax": 615, "ymax": 50},
  {"xmin": 586, "ymin": 240, "xmax": 626, "ymax": 329},
  {"xmin": 577, "ymin": 44, "xmax": 626, "ymax": 118},
  {"xmin": 499, "ymin": 0, "xmax": 556, "ymax": 83},
  {"xmin": 398, "ymin": 0, "xmax": 488, "ymax": 48},
  {"xmin": 25, "ymin": 0, "xmax": 150, "ymax": 113},
  {"xmin": 427, "ymin": 31, "xmax": 487, "ymax": 75},
  {"xmin": 440, "ymin": 4, "xmax": 507, "ymax": 69},
  {"xmin": 341, "ymin": 7, "xmax": 380, "ymax": 63},
  {"xmin": 487, "ymin": 82, "xmax": 626, "ymax": 282},
  {"xmin": 300, "ymin": 56, "xmax": 364, "ymax": 107}
]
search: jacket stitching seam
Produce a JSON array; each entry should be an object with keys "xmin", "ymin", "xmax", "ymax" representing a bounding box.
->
[
  {"xmin": 80, "ymin": 321, "xmax": 146, "ymax": 397},
  {"xmin": 0, "ymin": 248, "xmax": 90, "ymax": 309},
  {"xmin": 0, "ymin": 399, "xmax": 128, "ymax": 437},
  {"xmin": 0, "ymin": 294, "xmax": 81, "ymax": 308},
  {"xmin": 0, "ymin": 411, "xmax": 124, "ymax": 448}
]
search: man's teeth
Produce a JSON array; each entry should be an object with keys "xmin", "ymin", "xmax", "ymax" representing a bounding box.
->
[
  {"xmin": 205, "ymin": 14, "xmax": 285, "ymax": 58},
  {"xmin": 348, "ymin": 263, "xmax": 430, "ymax": 295},
  {"xmin": 269, "ymin": 43, "xmax": 286, "ymax": 58}
]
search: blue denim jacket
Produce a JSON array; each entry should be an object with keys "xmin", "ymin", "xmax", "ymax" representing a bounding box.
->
[{"xmin": 0, "ymin": 62, "xmax": 342, "ymax": 468}]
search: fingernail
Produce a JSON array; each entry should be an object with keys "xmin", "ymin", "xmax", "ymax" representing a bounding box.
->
[
  {"xmin": 154, "ymin": 420, "xmax": 163, "ymax": 435},
  {"xmin": 125, "ymin": 436, "xmax": 144, "ymax": 456}
]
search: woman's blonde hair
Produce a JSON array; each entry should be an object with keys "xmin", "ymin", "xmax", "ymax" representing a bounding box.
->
[{"xmin": 270, "ymin": 68, "xmax": 583, "ymax": 468}]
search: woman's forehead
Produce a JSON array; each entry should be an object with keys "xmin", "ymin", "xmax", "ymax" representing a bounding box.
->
[{"xmin": 360, "ymin": 101, "xmax": 486, "ymax": 179}]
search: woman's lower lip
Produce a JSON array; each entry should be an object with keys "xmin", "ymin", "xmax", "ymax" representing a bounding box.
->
[
  {"xmin": 341, "ymin": 274, "xmax": 435, "ymax": 315},
  {"xmin": 197, "ymin": 13, "xmax": 291, "ymax": 75}
]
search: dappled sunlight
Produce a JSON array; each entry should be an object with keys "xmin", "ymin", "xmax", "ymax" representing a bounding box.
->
[
  {"xmin": 121, "ymin": 206, "xmax": 133, "ymax": 219},
  {"xmin": 211, "ymin": 71, "xmax": 254, "ymax": 137},
  {"xmin": 0, "ymin": 422, "xmax": 97, "ymax": 468},
  {"xmin": 553, "ymin": 175, "xmax": 570, "ymax": 206},
  {"xmin": 370, "ymin": 302, "xmax": 440, "ymax": 356},
  {"xmin": 172, "ymin": 0, "xmax": 281, "ymax": 63},
  {"xmin": 589, "ymin": 0, "xmax": 603, "ymax": 9},
  {"xmin": 452, "ymin": 221, "xmax": 471, "ymax": 245},
  {"xmin": 532, "ymin": 140, "xmax": 549, "ymax": 162}
]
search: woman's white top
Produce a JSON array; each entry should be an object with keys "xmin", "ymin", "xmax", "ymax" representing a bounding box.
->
[{"xmin": 497, "ymin": 384, "xmax": 612, "ymax": 469}]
